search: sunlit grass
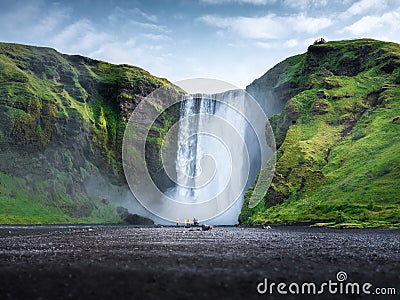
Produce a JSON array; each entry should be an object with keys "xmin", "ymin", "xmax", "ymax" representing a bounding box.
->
[{"xmin": 241, "ymin": 39, "xmax": 400, "ymax": 228}]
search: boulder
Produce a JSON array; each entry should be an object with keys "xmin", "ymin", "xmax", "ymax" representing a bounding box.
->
[
  {"xmin": 201, "ymin": 224, "xmax": 213, "ymax": 231},
  {"xmin": 116, "ymin": 206, "xmax": 154, "ymax": 225}
]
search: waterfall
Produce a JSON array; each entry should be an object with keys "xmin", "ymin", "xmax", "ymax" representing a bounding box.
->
[
  {"xmin": 174, "ymin": 94, "xmax": 218, "ymax": 202},
  {"xmin": 122, "ymin": 78, "xmax": 272, "ymax": 225},
  {"xmin": 172, "ymin": 90, "xmax": 260, "ymax": 224}
]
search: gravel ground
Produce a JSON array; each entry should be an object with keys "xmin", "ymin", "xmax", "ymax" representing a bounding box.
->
[{"xmin": 0, "ymin": 225, "xmax": 399, "ymax": 300}]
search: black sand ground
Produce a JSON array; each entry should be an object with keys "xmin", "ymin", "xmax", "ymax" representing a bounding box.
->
[{"xmin": 0, "ymin": 226, "xmax": 398, "ymax": 300}]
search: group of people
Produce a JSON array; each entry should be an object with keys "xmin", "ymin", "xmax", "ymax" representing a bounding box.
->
[{"xmin": 175, "ymin": 218, "xmax": 199, "ymax": 227}]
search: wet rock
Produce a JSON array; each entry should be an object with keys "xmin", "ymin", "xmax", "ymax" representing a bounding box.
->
[
  {"xmin": 116, "ymin": 207, "xmax": 154, "ymax": 225},
  {"xmin": 201, "ymin": 224, "xmax": 213, "ymax": 231}
]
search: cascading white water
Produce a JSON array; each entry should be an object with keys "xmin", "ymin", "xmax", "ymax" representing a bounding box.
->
[
  {"xmin": 172, "ymin": 91, "xmax": 258, "ymax": 224},
  {"xmin": 174, "ymin": 94, "xmax": 218, "ymax": 202},
  {"xmin": 122, "ymin": 78, "xmax": 272, "ymax": 225}
]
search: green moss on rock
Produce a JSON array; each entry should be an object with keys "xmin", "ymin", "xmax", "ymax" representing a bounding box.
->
[
  {"xmin": 0, "ymin": 42, "xmax": 176, "ymax": 224},
  {"xmin": 242, "ymin": 39, "xmax": 400, "ymax": 228}
]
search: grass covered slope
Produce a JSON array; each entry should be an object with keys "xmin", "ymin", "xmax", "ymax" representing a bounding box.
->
[
  {"xmin": 241, "ymin": 39, "xmax": 400, "ymax": 228},
  {"xmin": 0, "ymin": 43, "xmax": 175, "ymax": 224}
]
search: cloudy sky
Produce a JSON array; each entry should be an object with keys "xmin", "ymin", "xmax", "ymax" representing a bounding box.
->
[{"xmin": 1, "ymin": 0, "xmax": 399, "ymax": 87}]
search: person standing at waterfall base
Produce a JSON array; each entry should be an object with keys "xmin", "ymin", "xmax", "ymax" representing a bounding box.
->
[{"xmin": 176, "ymin": 218, "xmax": 180, "ymax": 227}]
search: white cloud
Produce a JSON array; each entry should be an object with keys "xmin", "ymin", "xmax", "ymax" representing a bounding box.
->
[
  {"xmin": 342, "ymin": 11, "xmax": 400, "ymax": 38},
  {"xmin": 200, "ymin": 0, "xmax": 276, "ymax": 5},
  {"xmin": 256, "ymin": 41, "xmax": 273, "ymax": 48},
  {"xmin": 49, "ymin": 19, "xmax": 110, "ymax": 54},
  {"xmin": 90, "ymin": 40, "xmax": 139, "ymax": 64},
  {"xmin": 343, "ymin": 0, "xmax": 388, "ymax": 17},
  {"xmin": 290, "ymin": 14, "xmax": 332, "ymax": 34},
  {"xmin": 108, "ymin": 6, "xmax": 158, "ymax": 24},
  {"xmin": 133, "ymin": 8, "xmax": 158, "ymax": 23},
  {"xmin": 198, "ymin": 13, "xmax": 332, "ymax": 40},
  {"xmin": 106, "ymin": 6, "xmax": 169, "ymax": 35},
  {"xmin": 199, "ymin": 14, "xmax": 283, "ymax": 39},
  {"xmin": 0, "ymin": 1, "xmax": 70, "ymax": 43},
  {"xmin": 283, "ymin": 0, "xmax": 329, "ymax": 10},
  {"xmin": 283, "ymin": 38, "xmax": 299, "ymax": 48},
  {"xmin": 256, "ymin": 38, "xmax": 298, "ymax": 49},
  {"xmin": 129, "ymin": 21, "xmax": 170, "ymax": 34},
  {"xmin": 32, "ymin": 3, "xmax": 70, "ymax": 37},
  {"xmin": 140, "ymin": 33, "xmax": 170, "ymax": 41}
]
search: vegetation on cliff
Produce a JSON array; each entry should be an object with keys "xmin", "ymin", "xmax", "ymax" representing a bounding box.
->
[
  {"xmin": 0, "ymin": 43, "xmax": 176, "ymax": 224},
  {"xmin": 241, "ymin": 39, "xmax": 400, "ymax": 228},
  {"xmin": 2, "ymin": 39, "xmax": 399, "ymax": 227}
]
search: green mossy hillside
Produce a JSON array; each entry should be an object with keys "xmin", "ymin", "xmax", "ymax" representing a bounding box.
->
[
  {"xmin": 0, "ymin": 43, "xmax": 177, "ymax": 224},
  {"xmin": 241, "ymin": 39, "xmax": 400, "ymax": 228}
]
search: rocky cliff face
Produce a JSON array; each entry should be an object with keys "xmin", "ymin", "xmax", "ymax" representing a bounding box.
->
[
  {"xmin": 246, "ymin": 54, "xmax": 303, "ymax": 118},
  {"xmin": 241, "ymin": 39, "xmax": 400, "ymax": 228},
  {"xmin": 0, "ymin": 43, "xmax": 178, "ymax": 224}
]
